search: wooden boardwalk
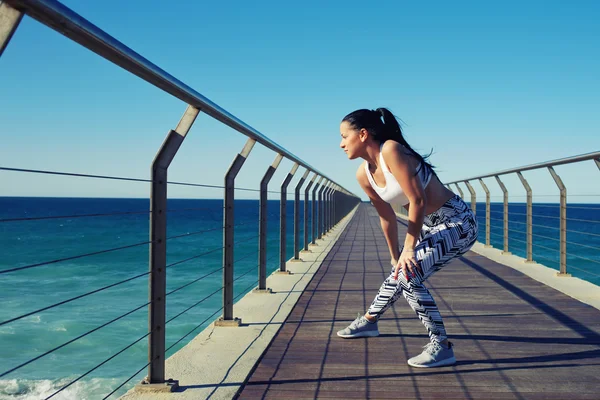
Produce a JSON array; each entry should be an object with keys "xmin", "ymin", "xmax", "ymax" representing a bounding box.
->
[{"xmin": 237, "ymin": 204, "xmax": 600, "ymax": 399}]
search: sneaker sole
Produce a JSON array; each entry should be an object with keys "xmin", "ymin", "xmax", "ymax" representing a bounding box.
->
[
  {"xmin": 407, "ymin": 356, "xmax": 456, "ymax": 368},
  {"xmin": 337, "ymin": 330, "xmax": 379, "ymax": 339}
]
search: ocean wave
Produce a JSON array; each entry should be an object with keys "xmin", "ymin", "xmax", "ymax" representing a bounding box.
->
[
  {"xmin": 24, "ymin": 316, "xmax": 41, "ymax": 324},
  {"xmin": 0, "ymin": 327, "xmax": 15, "ymax": 335},
  {"xmin": 50, "ymin": 325, "xmax": 67, "ymax": 332},
  {"xmin": 0, "ymin": 377, "xmax": 124, "ymax": 400}
]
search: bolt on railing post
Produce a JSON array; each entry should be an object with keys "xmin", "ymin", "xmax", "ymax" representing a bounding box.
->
[
  {"xmin": 216, "ymin": 138, "xmax": 256, "ymax": 327},
  {"xmin": 453, "ymin": 183, "xmax": 464, "ymax": 199},
  {"xmin": 292, "ymin": 169, "xmax": 310, "ymax": 261},
  {"xmin": 148, "ymin": 105, "xmax": 199, "ymax": 386},
  {"xmin": 0, "ymin": 2, "xmax": 23, "ymax": 57},
  {"xmin": 494, "ymin": 175, "xmax": 511, "ymax": 255},
  {"xmin": 311, "ymin": 177, "xmax": 323, "ymax": 245},
  {"xmin": 464, "ymin": 181, "xmax": 476, "ymax": 215},
  {"xmin": 478, "ymin": 178, "xmax": 491, "ymax": 247},
  {"xmin": 318, "ymin": 181, "xmax": 329, "ymax": 240},
  {"xmin": 548, "ymin": 166, "xmax": 570, "ymax": 276},
  {"xmin": 256, "ymin": 153, "xmax": 283, "ymax": 293},
  {"xmin": 302, "ymin": 174, "xmax": 317, "ymax": 252},
  {"xmin": 279, "ymin": 163, "xmax": 299, "ymax": 273},
  {"xmin": 517, "ymin": 171, "xmax": 534, "ymax": 263}
]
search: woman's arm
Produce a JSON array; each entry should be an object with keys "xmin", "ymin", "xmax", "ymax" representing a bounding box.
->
[
  {"xmin": 380, "ymin": 141, "xmax": 427, "ymax": 279},
  {"xmin": 356, "ymin": 164, "xmax": 400, "ymax": 264}
]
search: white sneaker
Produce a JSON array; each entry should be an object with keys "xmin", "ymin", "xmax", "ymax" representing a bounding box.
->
[
  {"xmin": 336, "ymin": 314, "xmax": 379, "ymax": 338},
  {"xmin": 407, "ymin": 341, "xmax": 456, "ymax": 368}
]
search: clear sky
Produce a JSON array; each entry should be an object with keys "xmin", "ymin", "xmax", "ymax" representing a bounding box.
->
[{"xmin": 1, "ymin": 0, "xmax": 598, "ymax": 203}]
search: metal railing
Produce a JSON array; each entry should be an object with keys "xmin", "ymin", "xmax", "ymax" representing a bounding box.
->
[
  {"xmin": 446, "ymin": 151, "xmax": 600, "ymax": 278},
  {"xmin": 0, "ymin": 0, "xmax": 361, "ymax": 397}
]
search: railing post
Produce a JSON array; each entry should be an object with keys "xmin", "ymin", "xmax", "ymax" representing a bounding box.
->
[
  {"xmin": 464, "ymin": 181, "xmax": 476, "ymax": 215},
  {"xmin": 302, "ymin": 174, "xmax": 317, "ymax": 252},
  {"xmin": 216, "ymin": 138, "xmax": 256, "ymax": 327},
  {"xmin": 517, "ymin": 171, "xmax": 534, "ymax": 263},
  {"xmin": 328, "ymin": 186, "xmax": 333, "ymax": 230},
  {"xmin": 323, "ymin": 185, "xmax": 331, "ymax": 235},
  {"xmin": 278, "ymin": 163, "xmax": 299, "ymax": 273},
  {"xmin": 311, "ymin": 177, "xmax": 323, "ymax": 246},
  {"xmin": 453, "ymin": 183, "xmax": 464, "ymax": 199},
  {"xmin": 548, "ymin": 166, "xmax": 570, "ymax": 277},
  {"xmin": 338, "ymin": 190, "xmax": 347, "ymax": 224},
  {"xmin": 478, "ymin": 178, "xmax": 491, "ymax": 247},
  {"xmin": 494, "ymin": 175, "xmax": 511, "ymax": 255},
  {"xmin": 0, "ymin": 2, "xmax": 23, "ymax": 57},
  {"xmin": 147, "ymin": 105, "xmax": 199, "ymax": 387},
  {"xmin": 255, "ymin": 153, "xmax": 283, "ymax": 293},
  {"xmin": 292, "ymin": 169, "xmax": 310, "ymax": 261},
  {"xmin": 595, "ymin": 158, "xmax": 600, "ymax": 171},
  {"xmin": 327, "ymin": 185, "xmax": 333, "ymax": 232},
  {"xmin": 329, "ymin": 185, "xmax": 339, "ymax": 229},
  {"xmin": 330, "ymin": 186, "xmax": 336, "ymax": 230},
  {"xmin": 317, "ymin": 181, "xmax": 329, "ymax": 240}
]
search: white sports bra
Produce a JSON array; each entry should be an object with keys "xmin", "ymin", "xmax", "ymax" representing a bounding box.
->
[{"xmin": 365, "ymin": 143, "xmax": 433, "ymax": 206}]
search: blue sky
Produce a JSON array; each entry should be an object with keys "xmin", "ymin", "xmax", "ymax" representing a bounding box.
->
[{"xmin": 1, "ymin": 0, "xmax": 598, "ymax": 203}]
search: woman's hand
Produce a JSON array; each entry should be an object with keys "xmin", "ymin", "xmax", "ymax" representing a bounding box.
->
[{"xmin": 393, "ymin": 248, "xmax": 421, "ymax": 281}]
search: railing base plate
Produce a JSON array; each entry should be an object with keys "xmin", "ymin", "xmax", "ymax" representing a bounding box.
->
[
  {"xmin": 135, "ymin": 379, "xmax": 179, "ymax": 393},
  {"xmin": 275, "ymin": 270, "xmax": 293, "ymax": 275},
  {"xmin": 289, "ymin": 258, "xmax": 304, "ymax": 263},
  {"xmin": 501, "ymin": 251, "xmax": 512, "ymax": 255},
  {"xmin": 214, "ymin": 317, "xmax": 242, "ymax": 327},
  {"xmin": 253, "ymin": 288, "xmax": 273, "ymax": 294},
  {"xmin": 300, "ymin": 250, "xmax": 313, "ymax": 254},
  {"xmin": 555, "ymin": 272, "xmax": 572, "ymax": 277}
]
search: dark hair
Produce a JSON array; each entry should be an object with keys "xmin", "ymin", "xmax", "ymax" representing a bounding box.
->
[{"xmin": 342, "ymin": 107, "xmax": 435, "ymax": 172}]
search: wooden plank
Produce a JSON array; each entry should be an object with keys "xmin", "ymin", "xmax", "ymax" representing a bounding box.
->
[{"xmin": 237, "ymin": 204, "xmax": 600, "ymax": 399}]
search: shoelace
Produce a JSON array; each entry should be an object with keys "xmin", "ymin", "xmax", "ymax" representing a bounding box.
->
[{"xmin": 350, "ymin": 313, "xmax": 365, "ymax": 329}]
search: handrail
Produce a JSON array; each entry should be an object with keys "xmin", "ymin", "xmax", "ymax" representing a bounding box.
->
[
  {"xmin": 2, "ymin": 0, "xmax": 356, "ymax": 196},
  {"xmin": 446, "ymin": 151, "xmax": 600, "ymax": 183},
  {"xmin": 444, "ymin": 151, "xmax": 599, "ymax": 278}
]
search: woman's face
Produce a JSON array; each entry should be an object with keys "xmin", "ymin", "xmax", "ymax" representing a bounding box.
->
[{"xmin": 339, "ymin": 121, "xmax": 365, "ymax": 160}]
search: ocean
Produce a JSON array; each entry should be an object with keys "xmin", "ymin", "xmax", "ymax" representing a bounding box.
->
[
  {"xmin": 473, "ymin": 202, "xmax": 600, "ymax": 283},
  {"xmin": 0, "ymin": 197, "xmax": 598, "ymax": 399}
]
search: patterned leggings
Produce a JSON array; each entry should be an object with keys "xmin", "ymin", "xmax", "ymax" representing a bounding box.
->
[{"xmin": 367, "ymin": 195, "xmax": 478, "ymax": 343}]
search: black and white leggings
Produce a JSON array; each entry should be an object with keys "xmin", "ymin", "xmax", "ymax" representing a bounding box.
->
[{"xmin": 367, "ymin": 195, "xmax": 478, "ymax": 343}]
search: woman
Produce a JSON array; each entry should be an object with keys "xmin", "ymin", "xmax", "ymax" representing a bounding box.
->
[{"xmin": 336, "ymin": 108, "xmax": 478, "ymax": 368}]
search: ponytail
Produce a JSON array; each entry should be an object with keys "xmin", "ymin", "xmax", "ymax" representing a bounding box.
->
[
  {"xmin": 375, "ymin": 108, "xmax": 409, "ymax": 147},
  {"xmin": 342, "ymin": 107, "xmax": 435, "ymax": 172}
]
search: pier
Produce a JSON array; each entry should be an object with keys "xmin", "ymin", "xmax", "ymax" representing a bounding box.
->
[
  {"xmin": 1, "ymin": 1, "xmax": 599, "ymax": 399},
  {"xmin": 118, "ymin": 204, "xmax": 600, "ymax": 399}
]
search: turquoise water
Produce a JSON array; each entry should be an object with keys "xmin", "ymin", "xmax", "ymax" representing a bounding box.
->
[
  {"xmin": 473, "ymin": 202, "xmax": 600, "ymax": 284},
  {"xmin": 0, "ymin": 198, "xmax": 304, "ymax": 399},
  {"xmin": 0, "ymin": 197, "xmax": 598, "ymax": 399}
]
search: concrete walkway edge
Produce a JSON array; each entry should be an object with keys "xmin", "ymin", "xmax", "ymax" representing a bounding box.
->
[{"xmin": 120, "ymin": 205, "xmax": 360, "ymax": 400}]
